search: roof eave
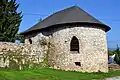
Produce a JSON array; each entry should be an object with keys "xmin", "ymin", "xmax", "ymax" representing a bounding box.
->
[{"xmin": 20, "ymin": 22, "xmax": 111, "ymax": 35}]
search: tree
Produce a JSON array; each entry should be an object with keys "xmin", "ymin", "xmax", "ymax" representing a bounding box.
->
[
  {"xmin": 114, "ymin": 45, "xmax": 120, "ymax": 65},
  {"xmin": 15, "ymin": 34, "xmax": 25, "ymax": 43},
  {"xmin": 0, "ymin": 0, "xmax": 22, "ymax": 42},
  {"xmin": 108, "ymin": 49, "xmax": 116, "ymax": 56}
]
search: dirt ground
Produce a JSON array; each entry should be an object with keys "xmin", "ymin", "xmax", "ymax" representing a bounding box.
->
[{"xmin": 108, "ymin": 64, "xmax": 120, "ymax": 70}]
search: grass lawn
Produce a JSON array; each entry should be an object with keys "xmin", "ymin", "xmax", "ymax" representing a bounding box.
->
[{"xmin": 0, "ymin": 68, "xmax": 120, "ymax": 80}]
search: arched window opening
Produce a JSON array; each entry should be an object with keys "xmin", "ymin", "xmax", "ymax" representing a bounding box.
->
[
  {"xmin": 70, "ymin": 36, "xmax": 79, "ymax": 53},
  {"xmin": 29, "ymin": 39, "xmax": 32, "ymax": 44}
]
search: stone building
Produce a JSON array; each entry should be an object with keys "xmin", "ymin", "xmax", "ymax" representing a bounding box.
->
[{"xmin": 20, "ymin": 6, "xmax": 111, "ymax": 72}]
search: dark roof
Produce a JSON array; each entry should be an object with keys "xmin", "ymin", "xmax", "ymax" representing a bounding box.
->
[{"xmin": 21, "ymin": 6, "xmax": 111, "ymax": 35}]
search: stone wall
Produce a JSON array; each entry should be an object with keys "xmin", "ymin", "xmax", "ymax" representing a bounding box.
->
[
  {"xmin": 46, "ymin": 25, "xmax": 108, "ymax": 72},
  {"xmin": 0, "ymin": 25, "xmax": 108, "ymax": 72},
  {"xmin": 0, "ymin": 34, "xmax": 49, "ymax": 69},
  {"xmin": 24, "ymin": 25, "xmax": 108, "ymax": 72}
]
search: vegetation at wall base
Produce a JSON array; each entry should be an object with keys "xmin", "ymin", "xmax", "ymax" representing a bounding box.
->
[{"xmin": 0, "ymin": 68, "xmax": 120, "ymax": 80}]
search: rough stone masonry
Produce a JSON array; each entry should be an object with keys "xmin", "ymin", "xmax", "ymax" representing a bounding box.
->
[
  {"xmin": 24, "ymin": 25, "xmax": 108, "ymax": 72},
  {"xmin": 0, "ymin": 25, "xmax": 108, "ymax": 72},
  {"xmin": 0, "ymin": 6, "xmax": 111, "ymax": 72}
]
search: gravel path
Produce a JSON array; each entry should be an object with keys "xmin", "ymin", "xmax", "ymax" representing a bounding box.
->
[{"xmin": 103, "ymin": 76, "xmax": 120, "ymax": 80}]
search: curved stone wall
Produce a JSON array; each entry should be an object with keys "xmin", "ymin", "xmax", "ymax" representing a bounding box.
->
[{"xmin": 48, "ymin": 25, "xmax": 108, "ymax": 72}]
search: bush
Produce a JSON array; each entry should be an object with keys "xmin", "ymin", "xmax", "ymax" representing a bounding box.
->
[{"xmin": 114, "ymin": 45, "xmax": 120, "ymax": 65}]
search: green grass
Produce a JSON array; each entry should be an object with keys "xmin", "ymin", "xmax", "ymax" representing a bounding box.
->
[{"xmin": 0, "ymin": 68, "xmax": 120, "ymax": 80}]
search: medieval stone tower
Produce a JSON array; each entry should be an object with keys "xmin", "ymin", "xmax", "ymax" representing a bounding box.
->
[{"xmin": 21, "ymin": 6, "xmax": 111, "ymax": 72}]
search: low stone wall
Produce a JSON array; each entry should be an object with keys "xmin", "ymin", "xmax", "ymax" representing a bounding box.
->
[{"xmin": 0, "ymin": 42, "xmax": 47, "ymax": 69}]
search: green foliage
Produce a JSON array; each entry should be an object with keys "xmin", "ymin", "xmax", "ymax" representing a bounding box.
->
[
  {"xmin": 114, "ymin": 45, "xmax": 120, "ymax": 65},
  {"xmin": 42, "ymin": 42, "xmax": 51, "ymax": 67},
  {"xmin": 0, "ymin": 0, "xmax": 22, "ymax": 42},
  {"xmin": 15, "ymin": 34, "xmax": 25, "ymax": 43},
  {"xmin": 108, "ymin": 50, "xmax": 116, "ymax": 56},
  {"xmin": 0, "ymin": 68, "xmax": 120, "ymax": 80},
  {"xmin": 42, "ymin": 51, "xmax": 49, "ymax": 67},
  {"xmin": 108, "ymin": 45, "xmax": 120, "ymax": 65}
]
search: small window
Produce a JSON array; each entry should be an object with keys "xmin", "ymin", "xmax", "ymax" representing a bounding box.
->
[
  {"xmin": 75, "ymin": 62, "xmax": 81, "ymax": 66},
  {"xmin": 70, "ymin": 36, "xmax": 79, "ymax": 52},
  {"xmin": 29, "ymin": 39, "xmax": 32, "ymax": 44}
]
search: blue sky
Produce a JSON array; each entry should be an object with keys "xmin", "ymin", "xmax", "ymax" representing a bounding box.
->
[{"xmin": 16, "ymin": 0, "xmax": 120, "ymax": 48}]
